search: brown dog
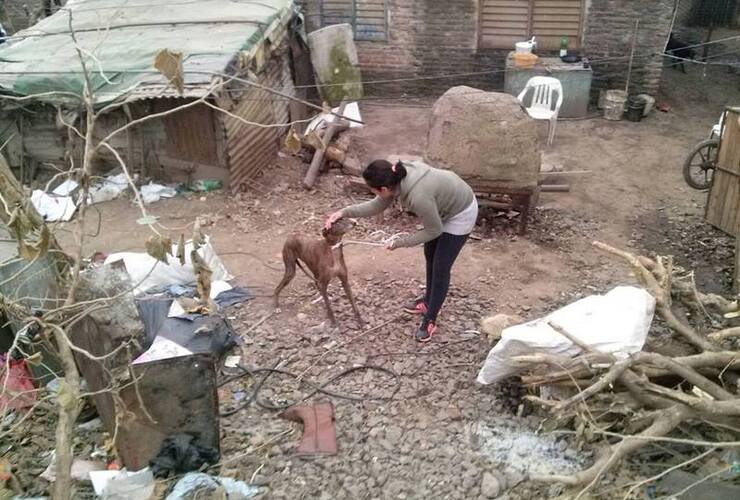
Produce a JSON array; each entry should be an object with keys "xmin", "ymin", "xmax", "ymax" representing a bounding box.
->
[{"xmin": 274, "ymin": 219, "xmax": 364, "ymax": 327}]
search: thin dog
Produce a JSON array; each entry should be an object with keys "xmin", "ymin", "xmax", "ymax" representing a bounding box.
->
[{"xmin": 274, "ymin": 219, "xmax": 364, "ymax": 327}]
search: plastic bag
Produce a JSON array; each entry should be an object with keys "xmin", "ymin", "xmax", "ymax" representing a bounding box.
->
[
  {"xmin": 477, "ymin": 286, "xmax": 655, "ymax": 384},
  {"xmin": 104, "ymin": 236, "xmax": 232, "ymax": 295}
]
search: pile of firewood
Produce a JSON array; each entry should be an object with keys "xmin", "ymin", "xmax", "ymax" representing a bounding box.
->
[
  {"xmin": 287, "ymin": 102, "xmax": 363, "ymax": 190},
  {"xmin": 517, "ymin": 242, "xmax": 740, "ymax": 490}
]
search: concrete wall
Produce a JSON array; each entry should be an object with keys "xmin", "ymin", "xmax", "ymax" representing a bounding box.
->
[{"xmin": 301, "ymin": 0, "xmax": 676, "ymax": 97}]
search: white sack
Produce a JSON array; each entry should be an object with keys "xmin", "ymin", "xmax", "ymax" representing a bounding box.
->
[
  {"xmin": 104, "ymin": 237, "xmax": 233, "ymax": 295},
  {"xmin": 306, "ymin": 101, "xmax": 363, "ymax": 134},
  {"xmin": 52, "ymin": 179, "xmax": 79, "ymax": 196},
  {"xmin": 141, "ymin": 182, "xmax": 176, "ymax": 204},
  {"xmin": 31, "ymin": 190, "xmax": 77, "ymax": 222},
  {"xmin": 477, "ymin": 286, "xmax": 655, "ymax": 385},
  {"xmin": 87, "ymin": 172, "xmax": 129, "ymax": 204}
]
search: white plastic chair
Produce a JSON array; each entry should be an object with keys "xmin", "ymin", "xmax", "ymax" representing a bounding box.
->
[{"xmin": 517, "ymin": 76, "xmax": 564, "ymax": 146}]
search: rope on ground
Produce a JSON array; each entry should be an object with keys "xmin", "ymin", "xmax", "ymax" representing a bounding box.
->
[
  {"xmin": 296, "ymin": 316, "xmax": 401, "ymax": 380},
  {"xmin": 218, "ymin": 363, "xmax": 401, "ymax": 417},
  {"xmin": 337, "ymin": 231, "xmax": 409, "ymax": 249}
]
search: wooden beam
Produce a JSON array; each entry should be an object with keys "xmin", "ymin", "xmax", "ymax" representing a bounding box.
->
[
  {"xmin": 735, "ymin": 235, "xmax": 740, "ymax": 294},
  {"xmin": 303, "ymin": 101, "xmax": 348, "ymax": 189}
]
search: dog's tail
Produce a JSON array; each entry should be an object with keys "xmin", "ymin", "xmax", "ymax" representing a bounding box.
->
[{"xmin": 295, "ymin": 259, "xmax": 319, "ymax": 285}]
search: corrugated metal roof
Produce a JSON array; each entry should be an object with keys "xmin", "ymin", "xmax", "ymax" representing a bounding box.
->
[{"xmin": 0, "ymin": 0, "xmax": 295, "ymax": 105}]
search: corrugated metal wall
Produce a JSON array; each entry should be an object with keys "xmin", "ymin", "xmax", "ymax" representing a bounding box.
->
[
  {"xmin": 154, "ymin": 102, "xmax": 221, "ymax": 166},
  {"xmin": 222, "ymin": 47, "xmax": 294, "ymax": 192}
]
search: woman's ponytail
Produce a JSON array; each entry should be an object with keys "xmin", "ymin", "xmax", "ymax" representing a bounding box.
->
[
  {"xmin": 392, "ymin": 160, "xmax": 408, "ymax": 182},
  {"xmin": 363, "ymin": 159, "xmax": 407, "ymax": 189}
]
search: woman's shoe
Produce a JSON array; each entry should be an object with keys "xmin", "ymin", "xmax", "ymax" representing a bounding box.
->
[
  {"xmin": 415, "ymin": 318, "xmax": 437, "ymax": 342},
  {"xmin": 403, "ymin": 297, "xmax": 428, "ymax": 315}
]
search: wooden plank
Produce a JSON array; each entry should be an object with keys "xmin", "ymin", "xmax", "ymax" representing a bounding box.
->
[
  {"xmin": 484, "ymin": 0, "xmax": 531, "ymax": 6},
  {"xmin": 706, "ymin": 109, "xmax": 740, "ymax": 235},
  {"xmin": 535, "ymin": 0, "xmax": 582, "ymax": 7},
  {"xmin": 533, "ymin": 16, "xmax": 581, "ymax": 23},
  {"xmin": 482, "ymin": 21, "xmax": 530, "ymax": 29},
  {"xmin": 482, "ymin": 8, "xmax": 529, "ymax": 17},
  {"xmin": 481, "ymin": 34, "xmax": 526, "ymax": 45},
  {"xmin": 735, "ymin": 236, "xmax": 740, "ymax": 294},
  {"xmin": 532, "ymin": 28, "xmax": 581, "ymax": 35}
]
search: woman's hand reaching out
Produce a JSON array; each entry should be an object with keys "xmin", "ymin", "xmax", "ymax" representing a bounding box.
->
[{"xmin": 325, "ymin": 211, "xmax": 343, "ymax": 229}]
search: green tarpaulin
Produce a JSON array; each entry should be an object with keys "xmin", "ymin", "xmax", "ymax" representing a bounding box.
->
[{"xmin": 0, "ymin": 0, "xmax": 294, "ymax": 106}]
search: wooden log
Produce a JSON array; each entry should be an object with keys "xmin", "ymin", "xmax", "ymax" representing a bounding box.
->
[
  {"xmin": 341, "ymin": 154, "xmax": 362, "ymax": 176},
  {"xmin": 347, "ymin": 176, "xmax": 371, "ymax": 194},
  {"xmin": 325, "ymin": 145, "xmax": 345, "ymax": 163},
  {"xmin": 334, "ymin": 132, "xmax": 352, "ymax": 152},
  {"xmin": 735, "ymin": 235, "xmax": 740, "ymax": 294},
  {"xmin": 303, "ymin": 102, "xmax": 348, "ymax": 189},
  {"xmin": 302, "ymin": 130, "xmax": 323, "ymax": 151}
]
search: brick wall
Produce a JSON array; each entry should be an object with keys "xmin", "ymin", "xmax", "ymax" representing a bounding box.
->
[
  {"xmin": 302, "ymin": 0, "xmax": 505, "ymax": 96},
  {"xmin": 583, "ymin": 0, "xmax": 676, "ymax": 95},
  {"xmin": 300, "ymin": 0, "xmax": 675, "ymax": 98}
]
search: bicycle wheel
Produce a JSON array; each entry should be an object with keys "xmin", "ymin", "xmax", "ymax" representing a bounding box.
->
[{"xmin": 683, "ymin": 138, "xmax": 719, "ymax": 190}]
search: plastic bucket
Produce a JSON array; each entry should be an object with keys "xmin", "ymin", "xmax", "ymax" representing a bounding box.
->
[
  {"xmin": 597, "ymin": 89, "xmax": 607, "ymax": 110},
  {"xmin": 603, "ymin": 90, "xmax": 627, "ymax": 121},
  {"xmin": 515, "ymin": 41, "xmax": 534, "ymax": 53},
  {"xmin": 636, "ymin": 94, "xmax": 655, "ymax": 116},
  {"xmin": 625, "ymin": 101, "xmax": 646, "ymax": 122}
]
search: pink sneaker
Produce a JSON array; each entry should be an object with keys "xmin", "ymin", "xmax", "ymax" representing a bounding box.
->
[
  {"xmin": 403, "ymin": 297, "xmax": 428, "ymax": 315},
  {"xmin": 415, "ymin": 319, "xmax": 437, "ymax": 342}
]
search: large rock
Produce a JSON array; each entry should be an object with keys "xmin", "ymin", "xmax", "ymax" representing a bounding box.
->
[{"xmin": 426, "ymin": 86, "xmax": 540, "ymax": 191}]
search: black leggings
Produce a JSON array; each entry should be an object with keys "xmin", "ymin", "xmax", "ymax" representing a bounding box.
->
[{"xmin": 423, "ymin": 232, "xmax": 469, "ymax": 322}]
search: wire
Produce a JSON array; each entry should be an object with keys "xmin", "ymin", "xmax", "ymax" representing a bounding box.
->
[{"xmin": 218, "ymin": 363, "xmax": 401, "ymax": 416}]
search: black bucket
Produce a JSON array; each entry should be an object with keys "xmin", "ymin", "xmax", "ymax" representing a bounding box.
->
[{"xmin": 625, "ymin": 96, "xmax": 646, "ymax": 122}]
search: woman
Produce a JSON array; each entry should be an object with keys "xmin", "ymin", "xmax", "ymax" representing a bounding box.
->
[{"xmin": 326, "ymin": 159, "xmax": 478, "ymax": 342}]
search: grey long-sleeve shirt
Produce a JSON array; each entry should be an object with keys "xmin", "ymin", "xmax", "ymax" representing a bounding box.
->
[{"xmin": 340, "ymin": 160, "xmax": 475, "ymax": 247}]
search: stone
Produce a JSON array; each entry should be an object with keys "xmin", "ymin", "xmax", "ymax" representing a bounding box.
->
[
  {"xmin": 426, "ymin": 87, "xmax": 541, "ymax": 191},
  {"xmin": 385, "ymin": 426, "xmax": 403, "ymax": 442},
  {"xmin": 445, "ymin": 407, "xmax": 464, "ymax": 421},
  {"xmin": 480, "ymin": 314, "xmax": 522, "ymax": 343},
  {"xmin": 504, "ymin": 469, "xmax": 525, "ymax": 488},
  {"xmin": 481, "ymin": 472, "xmax": 502, "ymax": 498}
]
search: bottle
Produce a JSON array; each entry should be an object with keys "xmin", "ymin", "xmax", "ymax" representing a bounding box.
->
[{"xmin": 560, "ymin": 36, "xmax": 568, "ymax": 57}]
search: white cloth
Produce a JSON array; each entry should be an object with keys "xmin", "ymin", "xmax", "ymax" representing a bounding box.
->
[{"xmin": 442, "ymin": 199, "xmax": 478, "ymax": 235}]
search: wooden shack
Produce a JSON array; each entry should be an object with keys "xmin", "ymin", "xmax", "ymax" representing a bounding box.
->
[
  {"xmin": 0, "ymin": 0, "xmax": 309, "ymax": 191},
  {"xmin": 705, "ymin": 106, "xmax": 740, "ymax": 291}
]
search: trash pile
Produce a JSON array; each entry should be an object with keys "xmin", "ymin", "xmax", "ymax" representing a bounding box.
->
[
  {"xmin": 30, "ymin": 171, "xmax": 224, "ymax": 222},
  {"xmin": 0, "ymin": 228, "xmax": 259, "ymax": 498}
]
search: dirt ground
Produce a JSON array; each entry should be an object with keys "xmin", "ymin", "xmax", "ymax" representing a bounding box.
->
[{"xmin": 45, "ymin": 63, "xmax": 740, "ymax": 498}]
